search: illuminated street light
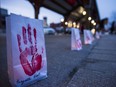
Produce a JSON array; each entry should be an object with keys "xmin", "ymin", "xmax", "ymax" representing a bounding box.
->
[
  {"xmin": 73, "ymin": 22, "xmax": 76, "ymax": 27},
  {"xmin": 91, "ymin": 20, "xmax": 94, "ymax": 24},
  {"xmin": 65, "ymin": 22, "xmax": 68, "ymax": 25},
  {"xmin": 73, "ymin": 22, "xmax": 76, "ymax": 25},
  {"xmin": 77, "ymin": 23, "xmax": 80, "ymax": 28},
  {"xmin": 91, "ymin": 28, "xmax": 96, "ymax": 34},
  {"xmin": 93, "ymin": 22, "xmax": 96, "ymax": 26},
  {"xmin": 88, "ymin": 17, "xmax": 92, "ymax": 20},
  {"xmin": 79, "ymin": 6, "xmax": 84, "ymax": 14},
  {"xmin": 83, "ymin": 11, "xmax": 86, "ymax": 15},
  {"xmin": 61, "ymin": 18, "xmax": 64, "ymax": 22},
  {"xmin": 68, "ymin": 21, "xmax": 72, "ymax": 27}
]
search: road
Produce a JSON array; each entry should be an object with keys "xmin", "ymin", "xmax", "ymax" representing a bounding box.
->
[{"xmin": 0, "ymin": 34, "xmax": 116, "ymax": 87}]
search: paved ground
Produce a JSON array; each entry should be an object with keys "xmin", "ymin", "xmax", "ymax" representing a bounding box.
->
[
  {"xmin": 0, "ymin": 33, "xmax": 116, "ymax": 87},
  {"xmin": 67, "ymin": 35, "xmax": 116, "ymax": 87}
]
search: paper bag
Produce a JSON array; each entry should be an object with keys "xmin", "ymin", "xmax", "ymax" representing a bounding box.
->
[
  {"xmin": 71, "ymin": 28, "xmax": 82, "ymax": 50},
  {"xmin": 95, "ymin": 31, "xmax": 100, "ymax": 39},
  {"xmin": 6, "ymin": 14, "xmax": 47, "ymax": 87},
  {"xmin": 84, "ymin": 30, "xmax": 93, "ymax": 44},
  {"xmin": 90, "ymin": 30, "xmax": 95, "ymax": 41}
]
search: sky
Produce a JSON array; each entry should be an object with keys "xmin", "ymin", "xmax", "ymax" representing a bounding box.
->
[
  {"xmin": 1, "ymin": 0, "xmax": 116, "ymax": 24},
  {"xmin": 1, "ymin": 0, "xmax": 64, "ymax": 25},
  {"xmin": 39, "ymin": 7, "xmax": 64, "ymax": 25},
  {"xmin": 96, "ymin": 0, "xmax": 116, "ymax": 22}
]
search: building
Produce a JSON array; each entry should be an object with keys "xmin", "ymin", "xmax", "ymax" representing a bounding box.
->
[{"xmin": 0, "ymin": 8, "xmax": 8, "ymax": 31}]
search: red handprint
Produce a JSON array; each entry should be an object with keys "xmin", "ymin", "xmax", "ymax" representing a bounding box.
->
[
  {"xmin": 76, "ymin": 39, "xmax": 82, "ymax": 48},
  {"xmin": 17, "ymin": 24, "xmax": 42, "ymax": 76},
  {"xmin": 86, "ymin": 32, "xmax": 90, "ymax": 41}
]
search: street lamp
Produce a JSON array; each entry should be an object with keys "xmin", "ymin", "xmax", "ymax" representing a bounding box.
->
[
  {"xmin": 93, "ymin": 22, "xmax": 96, "ymax": 26},
  {"xmin": 77, "ymin": 23, "xmax": 80, "ymax": 28},
  {"xmin": 83, "ymin": 11, "xmax": 86, "ymax": 15},
  {"xmin": 88, "ymin": 17, "xmax": 92, "ymax": 21},
  {"xmin": 91, "ymin": 28, "xmax": 96, "ymax": 34},
  {"xmin": 68, "ymin": 21, "xmax": 72, "ymax": 27},
  {"xmin": 73, "ymin": 22, "xmax": 76, "ymax": 27},
  {"xmin": 91, "ymin": 20, "xmax": 94, "ymax": 24},
  {"xmin": 61, "ymin": 18, "xmax": 64, "ymax": 22},
  {"xmin": 65, "ymin": 22, "xmax": 68, "ymax": 25}
]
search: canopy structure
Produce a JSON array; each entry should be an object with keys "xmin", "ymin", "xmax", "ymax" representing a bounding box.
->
[{"xmin": 28, "ymin": 0, "xmax": 100, "ymax": 27}]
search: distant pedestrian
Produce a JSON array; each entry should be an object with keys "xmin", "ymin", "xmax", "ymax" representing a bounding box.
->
[
  {"xmin": 104, "ymin": 18, "xmax": 110, "ymax": 32},
  {"xmin": 96, "ymin": 21, "xmax": 100, "ymax": 32},
  {"xmin": 100, "ymin": 18, "xmax": 110, "ymax": 34},
  {"xmin": 99, "ymin": 19, "xmax": 104, "ymax": 33},
  {"xmin": 110, "ymin": 21, "xmax": 116, "ymax": 34}
]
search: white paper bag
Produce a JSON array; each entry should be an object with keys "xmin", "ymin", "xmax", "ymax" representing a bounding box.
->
[
  {"xmin": 84, "ymin": 30, "xmax": 93, "ymax": 44},
  {"xmin": 6, "ymin": 14, "xmax": 47, "ymax": 87},
  {"xmin": 71, "ymin": 28, "xmax": 82, "ymax": 50},
  {"xmin": 95, "ymin": 31, "xmax": 100, "ymax": 39},
  {"xmin": 90, "ymin": 30, "xmax": 95, "ymax": 41}
]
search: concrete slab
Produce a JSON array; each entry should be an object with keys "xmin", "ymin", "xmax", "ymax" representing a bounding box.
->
[
  {"xmin": 67, "ymin": 68, "xmax": 116, "ymax": 87},
  {"xmin": 91, "ymin": 49, "xmax": 116, "ymax": 55},
  {"xmin": 87, "ymin": 53, "xmax": 116, "ymax": 62}
]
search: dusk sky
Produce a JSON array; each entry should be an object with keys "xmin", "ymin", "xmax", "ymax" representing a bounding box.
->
[
  {"xmin": 1, "ymin": 0, "xmax": 116, "ymax": 24},
  {"xmin": 96, "ymin": 0, "xmax": 116, "ymax": 22},
  {"xmin": 1, "ymin": 0, "xmax": 63, "ymax": 25}
]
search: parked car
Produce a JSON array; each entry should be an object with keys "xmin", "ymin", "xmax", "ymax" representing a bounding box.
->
[
  {"xmin": 66, "ymin": 27, "xmax": 71, "ymax": 34},
  {"xmin": 43, "ymin": 27, "xmax": 56, "ymax": 35},
  {"xmin": 55, "ymin": 27, "xmax": 64, "ymax": 33}
]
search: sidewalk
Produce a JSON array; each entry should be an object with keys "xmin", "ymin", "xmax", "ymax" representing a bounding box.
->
[
  {"xmin": 67, "ymin": 35, "xmax": 116, "ymax": 87},
  {"xmin": 0, "ymin": 34, "xmax": 116, "ymax": 87}
]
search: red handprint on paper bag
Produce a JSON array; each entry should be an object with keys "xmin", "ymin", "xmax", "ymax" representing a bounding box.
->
[
  {"xmin": 76, "ymin": 39, "xmax": 82, "ymax": 48},
  {"xmin": 17, "ymin": 24, "xmax": 42, "ymax": 76},
  {"xmin": 86, "ymin": 32, "xmax": 90, "ymax": 42}
]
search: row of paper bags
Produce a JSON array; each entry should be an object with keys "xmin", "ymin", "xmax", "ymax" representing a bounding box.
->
[
  {"xmin": 6, "ymin": 14, "xmax": 101, "ymax": 87},
  {"xmin": 71, "ymin": 28, "xmax": 100, "ymax": 51}
]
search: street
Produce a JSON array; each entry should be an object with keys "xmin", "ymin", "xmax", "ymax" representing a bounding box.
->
[{"xmin": 0, "ymin": 34, "xmax": 116, "ymax": 87}]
